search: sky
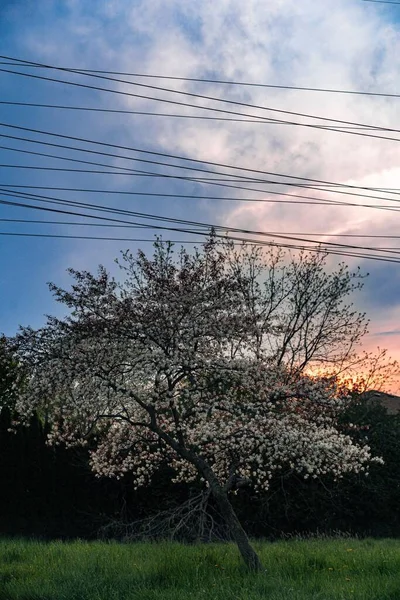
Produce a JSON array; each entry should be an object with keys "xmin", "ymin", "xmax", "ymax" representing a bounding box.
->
[{"xmin": 1, "ymin": 0, "xmax": 400, "ymax": 387}]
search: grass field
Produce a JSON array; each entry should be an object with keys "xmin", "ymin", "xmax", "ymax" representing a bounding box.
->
[{"xmin": 0, "ymin": 537, "xmax": 399, "ymax": 599}]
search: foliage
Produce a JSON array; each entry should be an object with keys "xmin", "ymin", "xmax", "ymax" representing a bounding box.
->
[
  {"xmin": 0, "ymin": 336, "xmax": 25, "ymax": 410},
  {"xmin": 236, "ymin": 393, "xmax": 400, "ymax": 539}
]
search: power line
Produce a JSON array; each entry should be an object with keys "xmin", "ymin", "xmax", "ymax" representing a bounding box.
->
[
  {"xmin": 0, "ymin": 193, "xmax": 210, "ymax": 235},
  {"xmin": 0, "ymin": 143, "xmax": 158, "ymax": 175},
  {"xmin": 1, "ymin": 61, "xmax": 399, "ymax": 99},
  {"xmin": 0, "ymin": 66, "xmax": 293, "ymax": 128},
  {"xmin": 0, "ymin": 182, "xmax": 368, "ymax": 210},
  {"xmin": 0, "ymin": 101, "xmax": 276, "ymax": 125},
  {"xmin": 2, "ymin": 61, "xmax": 400, "ymax": 144},
  {"xmin": 1, "ymin": 212, "xmax": 399, "ymax": 261},
  {"xmin": 0, "ymin": 62, "xmax": 400, "ymax": 250},
  {"xmin": 3, "ymin": 165, "xmax": 400, "ymax": 215},
  {"xmin": 7, "ymin": 181, "xmax": 400, "ymax": 191},
  {"xmin": 3, "ymin": 171, "xmax": 400, "ymax": 221},
  {"xmin": 2, "ymin": 229, "xmax": 400, "ymax": 264},
  {"xmin": 3, "ymin": 164, "xmax": 400, "ymax": 215},
  {"xmin": 4, "ymin": 217, "xmax": 400, "ymax": 240},
  {"xmin": 0, "ymin": 56, "xmax": 395, "ymax": 133},
  {"xmin": 3, "ymin": 184, "xmax": 400, "ymax": 211},
  {"xmin": 4, "ymin": 133, "xmax": 398, "ymax": 194},
  {"xmin": 0, "ymin": 164, "xmax": 133, "ymax": 175},
  {"xmin": 2, "ymin": 122, "xmax": 400, "ymax": 204},
  {"xmin": 3, "ymin": 139, "xmax": 312, "ymax": 188},
  {"xmin": 3, "ymin": 187, "xmax": 400, "ymax": 261},
  {"xmin": 1, "ymin": 195, "xmax": 399, "ymax": 264},
  {"xmin": 1, "ymin": 64, "xmax": 400, "ymax": 264},
  {"xmin": 0, "ymin": 231, "xmax": 202, "ymax": 243},
  {"xmin": 5, "ymin": 165, "xmax": 375, "ymax": 209},
  {"xmin": 0, "ymin": 101, "xmax": 385, "ymax": 130},
  {"xmin": 0, "ymin": 218, "xmax": 198, "ymax": 230},
  {"xmin": 0, "ymin": 195, "xmax": 159, "ymax": 228},
  {"xmin": 1, "ymin": 142, "xmax": 286, "ymax": 188}
]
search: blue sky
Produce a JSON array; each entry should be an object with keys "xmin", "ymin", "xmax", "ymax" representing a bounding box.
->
[{"xmin": 1, "ymin": 0, "xmax": 400, "ymax": 379}]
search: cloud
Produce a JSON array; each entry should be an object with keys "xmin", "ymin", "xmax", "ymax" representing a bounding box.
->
[
  {"xmin": 2, "ymin": 0, "xmax": 400, "ymax": 378},
  {"xmin": 370, "ymin": 330, "xmax": 400, "ymax": 337}
]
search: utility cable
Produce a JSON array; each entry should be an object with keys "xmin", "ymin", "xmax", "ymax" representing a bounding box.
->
[
  {"xmin": 1, "ymin": 63, "xmax": 400, "ymax": 143},
  {"xmin": 1, "ymin": 229, "xmax": 400, "ymax": 264},
  {"xmin": 3, "ymin": 164, "xmax": 400, "ymax": 214},
  {"xmin": 0, "ymin": 55, "xmax": 395, "ymax": 133},
  {"xmin": 4, "ymin": 217, "xmax": 400, "ymax": 241},
  {"xmin": 0, "ymin": 101, "xmax": 384, "ymax": 130},
  {"xmin": 3, "ymin": 188, "xmax": 400, "ymax": 259},
  {"xmin": 2, "ymin": 183, "xmax": 400, "ymax": 211},
  {"xmin": 2, "ymin": 122, "xmax": 400, "ymax": 203},
  {"xmin": 0, "ymin": 61, "xmax": 399, "ymax": 100}
]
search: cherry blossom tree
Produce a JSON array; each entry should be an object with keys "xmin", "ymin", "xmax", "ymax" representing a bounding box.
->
[{"xmin": 10, "ymin": 237, "xmax": 383, "ymax": 571}]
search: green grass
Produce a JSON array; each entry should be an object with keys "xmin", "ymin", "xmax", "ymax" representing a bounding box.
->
[{"xmin": 0, "ymin": 537, "xmax": 399, "ymax": 599}]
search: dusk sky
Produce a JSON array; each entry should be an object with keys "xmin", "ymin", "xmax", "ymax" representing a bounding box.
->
[{"xmin": 1, "ymin": 0, "xmax": 400, "ymax": 387}]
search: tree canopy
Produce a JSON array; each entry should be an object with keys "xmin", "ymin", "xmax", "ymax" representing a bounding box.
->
[{"xmin": 9, "ymin": 237, "xmax": 384, "ymax": 571}]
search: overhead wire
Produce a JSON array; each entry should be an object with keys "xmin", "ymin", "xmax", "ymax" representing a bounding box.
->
[
  {"xmin": 0, "ymin": 101, "xmax": 387, "ymax": 130},
  {"xmin": 2, "ymin": 230, "xmax": 400, "ymax": 264},
  {"xmin": 0, "ymin": 231, "xmax": 205, "ymax": 243},
  {"xmin": 3, "ymin": 166, "xmax": 400, "ymax": 215},
  {"xmin": 2, "ymin": 57, "xmax": 400, "ymax": 213},
  {"xmin": 0, "ymin": 55, "xmax": 395, "ymax": 132},
  {"xmin": 0, "ymin": 218, "xmax": 197, "ymax": 230},
  {"xmin": 3, "ymin": 183, "xmax": 400, "ymax": 212},
  {"xmin": 4, "ymin": 217, "xmax": 400, "ymax": 240},
  {"xmin": 2, "ymin": 57, "xmax": 400, "ymax": 264},
  {"xmin": 1, "ymin": 178, "xmax": 399, "ymax": 263},
  {"xmin": 7, "ymin": 181, "xmax": 400, "ymax": 191},
  {"xmin": 2, "ymin": 122, "xmax": 400, "ymax": 204},
  {"xmin": 3, "ymin": 187, "xmax": 400, "ymax": 261},
  {"xmin": 2, "ymin": 59, "xmax": 400, "ymax": 143},
  {"xmin": 0, "ymin": 61, "xmax": 399, "ymax": 99}
]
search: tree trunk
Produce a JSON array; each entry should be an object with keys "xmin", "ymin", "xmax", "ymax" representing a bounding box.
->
[{"xmin": 211, "ymin": 487, "xmax": 264, "ymax": 572}]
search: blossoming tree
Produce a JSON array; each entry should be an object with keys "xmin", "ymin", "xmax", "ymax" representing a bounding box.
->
[{"xmin": 12, "ymin": 237, "xmax": 382, "ymax": 571}]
